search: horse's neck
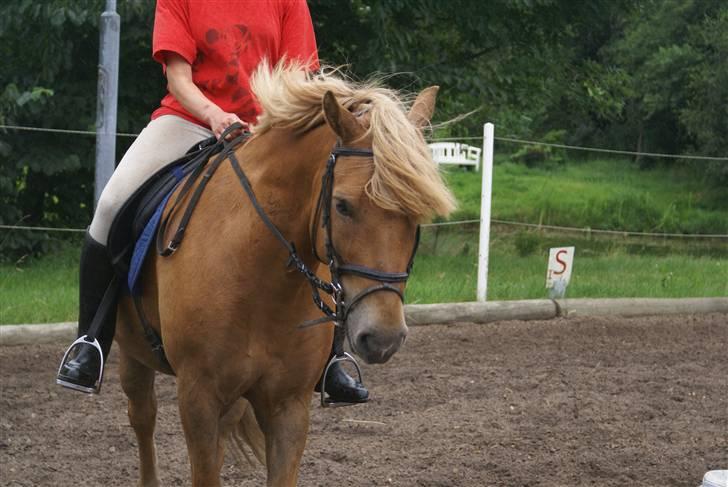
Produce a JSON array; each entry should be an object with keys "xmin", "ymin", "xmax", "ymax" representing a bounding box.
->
[
  {"xmin": 214, "ymin": 124, "xmax": 334, "ymax": 267},
  {"xmin": 246, "ymin": 125, "xmax": 333, "ymax": 197}
]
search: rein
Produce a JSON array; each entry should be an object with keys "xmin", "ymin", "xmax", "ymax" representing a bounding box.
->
[{"xmin": 157, "ymin": 123, "xmax": 419, "ymax": 357}]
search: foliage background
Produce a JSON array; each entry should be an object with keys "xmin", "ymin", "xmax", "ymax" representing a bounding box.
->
[{"xmin": 1, "ymin": 0, "xmax": 727, "ymax": 260}]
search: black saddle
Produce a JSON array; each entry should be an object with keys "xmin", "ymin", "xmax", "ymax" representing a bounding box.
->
[{"xmin": 107, "ymin": 136, "xmax": 221, "ymax": 280}]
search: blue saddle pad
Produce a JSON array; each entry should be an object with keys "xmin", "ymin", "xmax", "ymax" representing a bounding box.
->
[{"xmin": 127, "ymin": 167, "xmax": 185, "ymax": 295}]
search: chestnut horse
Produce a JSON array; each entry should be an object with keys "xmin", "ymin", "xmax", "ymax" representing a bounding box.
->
[{"xmin": 113, "ymin": 64, "xmax": 455, "ymax": 486}]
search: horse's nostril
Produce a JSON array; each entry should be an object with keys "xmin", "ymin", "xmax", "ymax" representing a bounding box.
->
[{"xmin": 356, "ymin": 333, "xmax": 372, "ymax": 354}]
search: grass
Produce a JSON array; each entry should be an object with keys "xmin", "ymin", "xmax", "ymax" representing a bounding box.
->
[
  {"xmin": 1, "ymin": 242, "xmax": 80, "ymax": 324},
  {"xmin": 446, "ymin": 157, "xmax": 728, "ymax": 234},
  {"xmin": 2, "ymin": 157, "xmax": 727, "ymax": 323},
  {"xmin": 2, "ymin": 229, "xmax": 726, "ymax": 323},
  {"xmin": 407, "ymin": 228, "xmax": 728, "ymax": 304}
]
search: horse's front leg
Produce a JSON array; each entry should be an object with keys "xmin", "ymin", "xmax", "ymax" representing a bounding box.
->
[
  {"xmin": 177, "ymin": 375, "xmax": 226, "ymax": 487},
  {"xmin": 119, "ymin": 350, "xmax": 160, "ymax": 487},
  {"xmin": 254, "ymin": 394, "xmax": 311, "ymax": 487}
]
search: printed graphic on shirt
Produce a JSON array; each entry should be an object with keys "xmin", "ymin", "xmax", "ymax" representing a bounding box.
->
[{"xmin": 193, "ymin": 23, "xmax": 255, "ymax": 114}]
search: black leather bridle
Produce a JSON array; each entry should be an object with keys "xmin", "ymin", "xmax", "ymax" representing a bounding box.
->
[
  {"xmin": 157, "ymin": 123, "xmax": 419, "ymax": 332},
  {"xmin": 308, "ymin": 146, "xmax": 420, "ymax": 330},
  {"xmin": 224, "ymin": 139, "xmax": 419, "ymax": 339}
]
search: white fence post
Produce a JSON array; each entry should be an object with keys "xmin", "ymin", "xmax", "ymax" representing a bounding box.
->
[{"xmin": 477, "ymin": 122, "xmax": 495, "ymax": 302}]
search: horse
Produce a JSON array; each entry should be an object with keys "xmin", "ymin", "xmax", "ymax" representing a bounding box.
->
[{"xmin": 113, "ymin": 63, "xmax": 455, "ymax": 487}]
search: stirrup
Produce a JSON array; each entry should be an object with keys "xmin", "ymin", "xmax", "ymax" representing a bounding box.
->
[
  {"xmin": 320, "ymin": 352, "xmax": 364, "ymax": 408},
  {"xmin": 56, "ymin": 335, "xmax": 105, "ymax": 394}
]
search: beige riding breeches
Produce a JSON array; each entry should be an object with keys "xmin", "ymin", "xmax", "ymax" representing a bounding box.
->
[{"xmin": 89, "ymin": 115, "xmax": 213, "ymax": 245}]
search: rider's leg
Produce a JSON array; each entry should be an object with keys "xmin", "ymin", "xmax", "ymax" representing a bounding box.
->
[
  {"xmin": 88, "ymin": 115, "xmax": 213, "ymax": 246},
  {"xmin": 56, "ymin": 231, "xmax": 118, "ymax": 393},
  {"xmin": 57, "ymin": 115, "xmax": 212, "ymax": 393}
]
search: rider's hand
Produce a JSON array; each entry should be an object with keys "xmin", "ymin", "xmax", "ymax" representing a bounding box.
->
[{"xmin": 206, "ymin": 108, "xmax": 248, "ymax": 140}]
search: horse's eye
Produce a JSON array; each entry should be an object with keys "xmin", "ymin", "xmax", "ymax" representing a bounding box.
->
[{"xmin": 335, "ymin": 198, "xmax": 353, "ymax": 218}]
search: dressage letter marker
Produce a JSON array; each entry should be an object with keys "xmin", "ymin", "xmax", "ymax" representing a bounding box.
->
[{"xmin": 546, "ymin": 247, "xmax": 575, "ymax": 299}]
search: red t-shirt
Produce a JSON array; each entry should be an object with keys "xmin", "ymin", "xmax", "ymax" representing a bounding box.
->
[{"xmin": 151, "ymin": 0, "xmax": 319, "ymax": 126}]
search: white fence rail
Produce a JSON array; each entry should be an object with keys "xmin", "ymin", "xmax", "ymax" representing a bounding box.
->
[{"xmin": 428, "ymin": 142, "xmax": 481, "ymax": 171}]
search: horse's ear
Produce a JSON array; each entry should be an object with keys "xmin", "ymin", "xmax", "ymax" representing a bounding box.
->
[
  {"xmin": 322, "ymin": 91, "xmax": 363, "ymax": 142},
  {"xmin": 408, "ymin": 86, "xmax": 439, "ymax": 129}
]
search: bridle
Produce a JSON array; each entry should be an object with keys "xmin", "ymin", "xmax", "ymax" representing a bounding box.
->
[
  {"xmin": 309, "ymin": 146, "xmax": 420, "ymax": 326},
  {"xmin": 306, "ymin": 145, "xmax": 421, "ymax": 408},
  {"xmin": 227, "ymin": 139, "xmax": 420, "ymax": 335}
]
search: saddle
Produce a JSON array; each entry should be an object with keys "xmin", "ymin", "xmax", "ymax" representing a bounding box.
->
[
  {"xmin": 102, "ymin": 128, "xmax": 249, "ymax": 365},
  {"xmin": 107, "ymin": 136, "xmax": 221, "ymax": 287}
]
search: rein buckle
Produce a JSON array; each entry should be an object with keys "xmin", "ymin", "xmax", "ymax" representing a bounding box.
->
[{"xmin": 163, "ymin": 240, "xmax": 179, "ymax": 256}]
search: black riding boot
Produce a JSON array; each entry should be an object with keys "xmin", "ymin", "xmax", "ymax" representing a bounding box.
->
[
  {"xmin": 56, "ymin": 232, "xmax": 117, "ymax": 394},
  {"xmin": 316, "ymin": 350, "xmax": 369, "ymax": 405}
]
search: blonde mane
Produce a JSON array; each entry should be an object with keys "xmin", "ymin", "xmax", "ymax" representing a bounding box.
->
[{"xmin": 250, "ymin": 62, "xmax": 456, "ymax": 221}]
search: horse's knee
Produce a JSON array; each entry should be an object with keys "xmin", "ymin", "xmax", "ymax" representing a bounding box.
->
[
  {"xmin": 128, "ymin": 396, "xmax": 157, "ymax": 430},
  {"xmin": 120, "ymin": 356, "xmax": 157, "ymax": 426},
  {"xmin": 123, "ymin": 375, "xmax": 156, "ymax": 410}
]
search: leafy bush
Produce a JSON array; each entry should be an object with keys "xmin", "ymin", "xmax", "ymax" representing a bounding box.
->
[
  {"xmin": 514, "ymin": 231, "xmax": 540, "ymax": 256},
  {"xmin": 512, "ymin": 129, "xmax": 567, "ymax": 167},
  {"xmin": 0, "ymin": 1, "xmax": 160, "ymax": 260}
]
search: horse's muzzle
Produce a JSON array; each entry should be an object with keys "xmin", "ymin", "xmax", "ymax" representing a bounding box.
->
[{"xmin": 352, "ymin": 325, "xmax": 407, "ymax": 364}]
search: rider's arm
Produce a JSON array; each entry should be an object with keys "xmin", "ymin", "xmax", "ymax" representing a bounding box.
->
[{"xmin": 163, "ymin": 51, "xmax": 246, "ymax": 139}]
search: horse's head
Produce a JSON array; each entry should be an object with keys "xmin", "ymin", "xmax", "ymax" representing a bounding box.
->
[{"xmin": 315, "ymin": 87, "xmax": 454, "ymax": 364}]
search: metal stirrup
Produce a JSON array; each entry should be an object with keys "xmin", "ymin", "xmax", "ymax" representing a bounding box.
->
[
  {"xmin": 319, "ymin": 352, "xmax": 364, "ymax": 408},
  {"xmin": 55, "ymin": 335, "xmax": 105, "ymax": 394}
]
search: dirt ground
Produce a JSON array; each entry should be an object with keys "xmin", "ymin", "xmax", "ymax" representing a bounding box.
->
[{"xmin": 1, "ymin": 313, "xmax": 726, "ymax": 486}]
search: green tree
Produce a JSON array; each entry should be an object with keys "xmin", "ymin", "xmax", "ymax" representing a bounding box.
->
[
  {"xmin": 0, "ymin": 0, "xmax": 159, "ymax": 259},
  {"xmin": 579, "ymin": 0, "xmax": 727, "ymax": 179},
  {"xmin": 311, "ymin": 0, "xmax": 635, "ymax": 137},
  {"xmin": 679, "ymin": 6, "xmax": 728, "ymax": 184}
]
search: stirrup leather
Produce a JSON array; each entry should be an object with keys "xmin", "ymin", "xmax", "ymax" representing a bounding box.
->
[
  {"xmin": 56, "ymin": 335, "xmax": 105, "ymax": 394},
  {"xmin": 320, "ymin": 352, "xmax": 365, "ymax": 408}
]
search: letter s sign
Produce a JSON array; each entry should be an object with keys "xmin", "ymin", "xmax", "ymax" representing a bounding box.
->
[
  {"xmin": 553, "ymin": 250, "xmax": 568, "ymax": 275},
  {"xmin": 546, "ymin": 247, "xmax": 575, "ymax": 290}
]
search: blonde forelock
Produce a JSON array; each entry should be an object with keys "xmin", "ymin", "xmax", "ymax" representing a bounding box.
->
[{"xmin": 250, "ymin": 61, "xmax": 455, "ymax": 221}]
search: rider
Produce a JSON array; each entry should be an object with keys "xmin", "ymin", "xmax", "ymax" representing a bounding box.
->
[{"xmin": 56, "ymin": 0, "xmax": 369, "ymax": 404}]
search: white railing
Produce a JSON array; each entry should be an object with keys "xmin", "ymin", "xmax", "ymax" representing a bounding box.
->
[{"xmin": 428, "ymin": 142, "xmax": 481, "ymax": 171}]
